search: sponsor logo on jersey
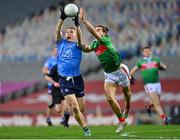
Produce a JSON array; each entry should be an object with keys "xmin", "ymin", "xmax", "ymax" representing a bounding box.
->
[
  {"xmin": 61, "ymin": 49, "xmax": 72, "ymax": 59},
  {"xmin": 141, "ymin": 62, "xmax": 158, "ymax": 70},
  {"xmin": 95, "ymin": 45, "xmax": 108, "ymax": 55}
]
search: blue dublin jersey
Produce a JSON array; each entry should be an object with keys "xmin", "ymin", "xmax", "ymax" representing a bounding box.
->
[
  {"xmin": 44, "ymin": 56, "xmax": 57, "ymax": 88},
  {"xmin": 56, "ymin": 38, "xmax": 82, "ymax": 77}
]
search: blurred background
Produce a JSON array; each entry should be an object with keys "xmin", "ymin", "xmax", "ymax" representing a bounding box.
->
[{"xmin": 0, "ymin": 0, "xmax": 179, "ymax": 126}]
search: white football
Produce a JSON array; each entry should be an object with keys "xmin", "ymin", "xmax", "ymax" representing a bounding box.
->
[{"xmin": 64, "ymin": 3, "xmax": 79, "ymax": 17}]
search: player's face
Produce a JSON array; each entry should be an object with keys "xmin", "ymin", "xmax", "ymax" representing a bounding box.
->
[
  {"xmin": 65, "ymin": 28, "xmax": 76, "ymax": 42},
  {"xmin": 95, "ymin": 27, "xmax": 105, "ymax": 36},
  {"xmin": 143, "ymin": 48, "xmax": 152, "ymax": 57}
]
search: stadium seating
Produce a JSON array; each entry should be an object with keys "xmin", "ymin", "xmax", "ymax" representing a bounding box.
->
[
  {"xmin": 0, "ymin": 0, "xmax": 180, "ymax": 63},
  {"xmin": 0, "ymin": 0, "xmax": 180, "ymax": 82}
]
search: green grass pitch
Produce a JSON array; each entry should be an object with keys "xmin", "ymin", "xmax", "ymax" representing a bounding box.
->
[{"xmin": 0, "ymin": 125, "xmax": 179, "ymax": 139}]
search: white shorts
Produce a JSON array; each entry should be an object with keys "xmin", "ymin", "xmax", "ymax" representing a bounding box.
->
[
  {"xmin": 104, "ymin": 64, "xmax": 130, "ymax": 87},
  {"xmin": 144, "ymin": 83, "xmax": 162, "ymax": 95}
]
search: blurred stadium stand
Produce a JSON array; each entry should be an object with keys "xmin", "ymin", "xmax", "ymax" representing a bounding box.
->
[
  {"xmin": 0, "ymin": 0, "xmax": 180, "ymax": 62},
  {"xmin": 0, "ymin": 0, "xmax": 68, "ymax": 31},
  {"xmin": 0, "ymin": 0, "xmax": 179, "ymax": 125}
]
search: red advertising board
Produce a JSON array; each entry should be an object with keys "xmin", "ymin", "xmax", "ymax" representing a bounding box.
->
[
  {"xmin": 0, "ymin": 79, "xmax": 179, "ymax": 126},
  {"xmin": 0, "ymin": 80, "xmax": 179, "ymax": 113}
]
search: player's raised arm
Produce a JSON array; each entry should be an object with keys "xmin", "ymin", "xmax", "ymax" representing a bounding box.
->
[
  {"xmin": 72, "ymin": 12, "xmax": 82, "ymax": 47},
  {"xmin": 79, "ymin": 8, "xmax": 101, "ymax": 40},
  {"xmin": 55, "ymin": 8, "xmax": 67, "ymax": 43},
  {"xmin": 72, "ymin": 12, "xmax": 92, "ymax": 52}
]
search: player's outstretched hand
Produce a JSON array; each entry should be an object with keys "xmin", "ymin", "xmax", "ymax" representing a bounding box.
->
[
  {"xmin": 158, "ymin": 65, "xmax": 166, "ymax": 71},
  {"xmin": 72, "ymin": 12, "xmax": 79, "ymax": 26},
  {"xmin": 60, "ymin": 7, "xmax": 67, "ymax": 20},
  {"xmin": 79, "ymin": 8, "xmax": 86, "ymax": 22},
  {"xmin": 53, "ymin": 82, "xmax": 60, "ymax": 87},
  {"xmin": 130, "ymin": 76, "xmax": 135, "ymax": 85}
]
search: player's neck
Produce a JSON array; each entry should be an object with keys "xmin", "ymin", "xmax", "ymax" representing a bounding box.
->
[{"xmin": 144, "ymin": 56, "xmax": 152, "ymax": 59}]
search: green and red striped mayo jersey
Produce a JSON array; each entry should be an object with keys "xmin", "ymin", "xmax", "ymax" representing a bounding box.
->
[
  {"xmin": 136, "ymin": 57, "xmax": 162, "ymax": 84},
  {"xmin": 90, "ymin": 36, "xmax": 121, "ymax": 73}
]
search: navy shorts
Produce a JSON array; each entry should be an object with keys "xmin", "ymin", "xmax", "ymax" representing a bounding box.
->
[
  {"xmin": 51, "ymin": 87, "xmax": 64, "ymax": 105},
  {"xmin": 59, "ymin": 75, "xmax": 85, "ymax": 98}
]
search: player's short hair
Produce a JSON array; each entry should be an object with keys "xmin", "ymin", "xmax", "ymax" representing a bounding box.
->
[
  {"xmin": 67, "ymin": 27, "xmax": 76, "ymax": 30},
  {"xmin": 96, "ymin": 25, "xmax": 109, "ymax": 34},
  {"xmin": 142, "ymin": 45, "xmax": 151, "ymax": 50}
]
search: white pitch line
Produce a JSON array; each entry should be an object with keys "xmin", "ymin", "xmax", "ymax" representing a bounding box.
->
[{"xmin": 120, "ymin": 129, "xmax": 180, "ymax": 139}]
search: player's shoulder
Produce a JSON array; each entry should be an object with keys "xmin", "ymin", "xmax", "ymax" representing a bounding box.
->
[
  {"xmin": 137, "ymin": 57, "xmax": 144, "ymax": 62},
  {"xmin": 48, "ymin": 56, "xmax": 55, "ymax": 61},
  {"xmin": 100, "ymin": 35, "xmax": 111, "ymax": 42},
  {"xmin": 44, "ymin": 57, "xmax": 51, "ymax": 64},
  {"xmin": 56, "ymin": 38, "xmax": 66, "ymax": 45},
  {"xmin": 152, "ymin": 56, "xmax": 160, "ymax": 61},
  {"xmin": 46, "ymin": 56, "xmax": 56, "ymax": 64},
  {"xmin": 152, "ymin": 56, "xmax": 159, "ymax": 58},
  {"xmin": 136, "ymin": 58, "xmax": 144, "ymax": 66},
  {"xmin": 102, "ymin": 35, "xmax": 111, "ymax": 39}
]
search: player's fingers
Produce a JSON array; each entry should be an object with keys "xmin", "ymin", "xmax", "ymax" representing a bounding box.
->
[
  {"xmin": 80, "ymin": 9, "xmax": 85, "ymax": 20},
  {"xmin": 80, "ymin": 8, "xmax": 85, "ymax": 15},
  {"xmin": 80, "ymin": 7, "xmax": 83, "ymax": 11},
  {"xmin": 79, "ymin": 14, "xmax": 82, "ymax": 20},
  {"xmin": 60, "ymin": 7, "xmax": 63, "ymax": 12},
  {"xmin": 80, "ymin": 7, "xmax": 84, "ymax": 12}
]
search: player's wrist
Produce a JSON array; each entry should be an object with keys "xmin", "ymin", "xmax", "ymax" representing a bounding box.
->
[
  {"xmin": 52, "ymin": 81, "xmax": 56, "ymax": 85},
  {"xmin": 74, "ymin": 21, "xmax": 79, "ymax": 27},
  {"xmin": 83, "ymin": 19, "xmax": 87, "ymax": 24},
  {"xmin": 81, "ymin": 44, "xmax": 86, "ymax": 49}
]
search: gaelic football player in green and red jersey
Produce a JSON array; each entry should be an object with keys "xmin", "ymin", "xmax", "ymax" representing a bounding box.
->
[
  {"xmin": 130, "ymin": 45, "xmax": 171, "ymax": 125},
  {"xmin": 79, "ymin": 8, "xmax": 132, "ymax": 133}
]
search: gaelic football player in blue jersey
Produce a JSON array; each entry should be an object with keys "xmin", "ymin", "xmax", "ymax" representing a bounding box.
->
[
  {"xmin": 54, "ymin": 8, "xmax": 91, "ymax": 136},
  {"xmin": 42, "ymin": 48, "xmax": 58, "ymax": 126},
  {"xmin": 42, "ymin": 48, "xmax": 70, "ymax": 127},
  {"xmin": 45, "ymin": 64, "xmax": 71, "ymax": 127}
]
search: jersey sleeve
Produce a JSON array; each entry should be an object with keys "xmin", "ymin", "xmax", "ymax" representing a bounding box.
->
[
  {"xmin": 44, "ymin": 59, "xmax": 50, "ymax": 68},
  {"xmin": 136, "ymin": 60, "xmax": 141, "ymax": 69},
  {"xmin": 99, "ymin": 35, "xmax": 111, "ymax": 43},
  {"xmin": 90, "ymin": 36, "xmax": 111, "ymax": 49},
  {"xmin": 154, "ymin": 57, "xmax": 161, "ymax": 66},
  {"xmin": 158, "ymin": 57, "xmax": 166, "ymax": 69},
  {"xmin": 90, "ymin": 40, "xmax": 98, "ymax": 49}
]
